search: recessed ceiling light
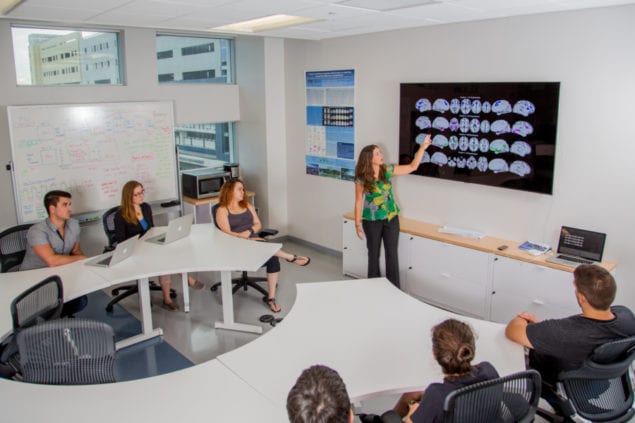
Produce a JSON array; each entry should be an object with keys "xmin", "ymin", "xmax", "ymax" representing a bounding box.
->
[
  {"xmin": 213, "ymin": 15, "xmax": 321, "ymax": 33},
  {"xmin": 0, "ymin": 0, "xmax": 25, "ymax": 15}
]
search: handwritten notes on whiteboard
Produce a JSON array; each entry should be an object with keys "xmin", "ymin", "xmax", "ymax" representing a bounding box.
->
[{"xmin": 8, "ymin": 102, "xmax": 178, "ymax": 223}]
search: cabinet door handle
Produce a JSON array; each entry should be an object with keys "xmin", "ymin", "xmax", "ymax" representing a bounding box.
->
[{"xmin": 532, "ymin": 299, "xmax": 545, "ymax": 305}]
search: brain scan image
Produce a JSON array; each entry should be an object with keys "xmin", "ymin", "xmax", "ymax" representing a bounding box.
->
[
  {"xmin": 489, "ymin": 158, "xmax": 509, "ymax": 173},
  {"xmin": 481, "ymin": 101, "xmax": 491, "ymax": 113},
  {"xmin": 432, "ymin": 134, "xmax": 449, "ymax": 148},
  {"xmin": 415, "ymin": 116, "xmax": 431, "ymax": 129},
  {"xmin": 480, "ymin": 120, "xmax": 490, "ymax": 133},
  {"xmin": 469, "ymin": 137, "xmax": 479, "ymax": 152},
  {"xmin": 415, "ymin": 133, "xmax": 430, "ymax": 145},
  {"xmin": 492, "ymin": 99, "xmax": 512, "ymax": 115},
  {"xmin": 471, "ymin": 100, "xmax": 482, "ymax": 114},
  {"xmin": 431, "ymin": 152, "xmax": 448, "ymax": 166},
  {"xmin": 449, "ymin": 136, "xmax": 459, "ymax": 150},
  {"xmin": 479, "ymin": 138, "xmax": 489, "ymax": 153},
  {"xmin": 510, "ymin": 160, "xmax": 532, "ymax": 176},
  {"xmin": 433, "ymin": 98, "xmax": 450, "ymax": 113},
  {"xmin": 459, "ymin": 136, "xmax": 469, "ymax": 151},
  {"xmin": 448, "ymin": 158, "xmax": 457, "ymax": 167},
  {"xmin": 491, "ymin": 120, "xmax": 511, "ymax": 135},
  {"xmin": 513, "ymin": 100, "xmax": 535, "ymax": 117},
  {"xmin": 490, "ymin": 139, "xmax": 509, "ymax": 154},
  {"xmin": 432, "ymin": 116, "xmax": 450, "ymax": 131},
  {"xmin": 449, "ymin": 117, "xmax": 460, "ymax": 132},
  {"xmin": 416, "ymin": 98, "xmax": 431, "ymax": 112},
  {"xmin": 450, "ymin": 99, "xmax": 460, "ymax": 114},
  {"xmin": 477, "ymin": 157, "xmax": 488, "ymax": 172},
  {"xmin": 421, "ymin": 151, "xmax": 431, "ymax": 163},
  {"xmin": 456, "ymin": 157, "xmax": 467, "ymax": 169},
  {"xmin": 460, "ymin": 99, "xmax": 471, "ymax": 114},
  {"xmin": 459, "ymin": 118, "xmax": 470, "ymax": 133},
  {"xmin": 470, "ymin": 118, "xmax": 480, "ymax": 133},
  {"xmin": 510, "ymin": 141, "xmax": 532, "ymax": 157},
  {"xmin": 467, "ymin": 156, "xmax": 477, "ymax": 170},
  {"xmin": 512, "ymin": 121, "xmax": 534, "ymax": 137}
]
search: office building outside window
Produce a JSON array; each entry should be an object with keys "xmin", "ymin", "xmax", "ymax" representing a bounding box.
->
[
  {"xmin": 175, "ymin": 122, "xmax": 236, "ymax": 172},
  {"xmin": 156, "ymin": 34, "xmax": 233, "ymax": 84},
  {"xmin": 11, "ymin": 26, "xmax": 122, "ymax": 86}
]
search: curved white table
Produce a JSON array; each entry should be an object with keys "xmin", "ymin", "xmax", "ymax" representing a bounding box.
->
[{"xmin": 0, "ymin": 224, "xmax": 282, "ymax": 349}]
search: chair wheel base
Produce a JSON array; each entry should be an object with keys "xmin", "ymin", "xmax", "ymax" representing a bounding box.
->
[{"xmin": 210, "ymin": 285, "xmax": 219, "ymax": 292}]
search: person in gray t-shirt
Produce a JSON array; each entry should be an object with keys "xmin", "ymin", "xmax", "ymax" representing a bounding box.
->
[
  {"xmin": 21, "ymin": 190, "xmax": 87, "ymax": 270},
  {"xmin": 20, "ymin": 190, "xmax": 88, "ymax": 316}
]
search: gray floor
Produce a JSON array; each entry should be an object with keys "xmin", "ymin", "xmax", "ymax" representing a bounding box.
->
[{"xmin": 114, "ymin": 237, "xmax": 551, "ymax": 421}]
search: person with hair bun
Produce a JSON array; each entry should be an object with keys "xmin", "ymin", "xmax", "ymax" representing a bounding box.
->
[{"xmin": 393, "ymin": 319, "xmax": 499, "ymax": 423}]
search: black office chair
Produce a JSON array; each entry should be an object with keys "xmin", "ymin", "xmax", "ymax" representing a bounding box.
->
[
  {"xmin": 101, "ymin": 206, "xmax": 175, "ymax": 312},
  {"xmin": 16, "ymin": 318, "xmax": 116, "ymax": 385},
  {"xmin": 0, "ymin": 223, "xmax": 34, "ymax": 273},
  {"xmin": 443, "ymin": 370, "xmax": 542, "ymax": 423},
  {"xmin": 209, "ymin": 203, "xmax": 278, "ymax": 298},
  {"xmin": 537, "ymin": 336, "xmax": 635, "ymax": 423},
  {"xmin": 0, "ymin": 275, "xmax": 65, "ymax": 379}
]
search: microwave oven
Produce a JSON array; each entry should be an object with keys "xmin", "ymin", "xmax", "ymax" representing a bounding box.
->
[{"xmin": 181, "ymin": 169, "xmax": 229, "ymax": 199}]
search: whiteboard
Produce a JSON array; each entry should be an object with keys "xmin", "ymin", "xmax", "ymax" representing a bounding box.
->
[{"xmin": 8, "ymin": 102, "xmax": 179, "ymax": 224}]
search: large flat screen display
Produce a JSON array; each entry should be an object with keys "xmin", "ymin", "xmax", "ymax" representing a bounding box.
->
[{"xmin": 399, "ymin": 82, "xmax": 560, "ymax": 195}]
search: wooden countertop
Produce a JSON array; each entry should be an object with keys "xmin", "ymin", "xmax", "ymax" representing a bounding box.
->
[
  {"xmin": 343, "ymin": 213, "xmax": 616, "ymax": 273},
  {"xmin": 183, "ymin": 191, "xmax": 255, "ymax": 206}
]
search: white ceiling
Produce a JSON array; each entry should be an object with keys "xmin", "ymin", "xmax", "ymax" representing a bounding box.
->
[{"xmin": 3, "ymin": 0, "xmax": 634, "ymax": 40}]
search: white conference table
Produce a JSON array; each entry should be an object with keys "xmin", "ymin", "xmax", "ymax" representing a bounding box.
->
[
  {"xmin": 218, "ymin": 278, "xmax": 526, "ymax": 406},
  {"xmin": 0, "ymin": 224, "xmax": 282, "ymax": 349},
  {"xmin": 0, "ymin": 277, "xmax": 526, "ymax": 423}
]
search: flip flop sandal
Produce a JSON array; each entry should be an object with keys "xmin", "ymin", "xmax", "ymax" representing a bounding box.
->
[
  {"xmin": 286, "ymin": 255, "xmax": 311, "ymax": 266},
  {"xmin": 259, "ymin": 314, "xmax": 274, "ymax": 323},
  {"xmin": 270, "ymin": 317, "xmax": 284, "ymax": 327},
  {"xmin": 263, "ymin": 296, "xmax": 281, "ymax": 313}
]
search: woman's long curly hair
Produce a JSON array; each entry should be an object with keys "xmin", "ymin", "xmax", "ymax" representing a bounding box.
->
[
  {"xmin": 218, "ymin": 178, "xmax": 249, "ymax": 209},
  {"xmin": 354, "ymin": 145, "xmax": 387, "ymax": 193}
]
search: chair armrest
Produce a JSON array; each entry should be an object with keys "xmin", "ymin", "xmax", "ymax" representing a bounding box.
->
[{"xmin": 258, "ymin": 229, "xmax": 279, "ymax": 238}]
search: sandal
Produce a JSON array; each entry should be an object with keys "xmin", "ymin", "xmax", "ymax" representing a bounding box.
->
[
  {"xmin": 286, "ymin": 255, "xmax": 311, "ymax": 266},
  {"xmin": 263, "ymin": 297, "xmax": 281, "ymax": 313}
]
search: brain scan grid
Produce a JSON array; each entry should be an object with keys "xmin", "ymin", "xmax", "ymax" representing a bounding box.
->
[{"xmin": 411, "ymin": 95, "xmax": 538, "ymax": 179}]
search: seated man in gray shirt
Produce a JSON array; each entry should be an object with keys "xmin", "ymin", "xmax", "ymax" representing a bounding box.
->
[{"xmin": 21, "ymin": 190, "xmax": 88, "ymax": 316}]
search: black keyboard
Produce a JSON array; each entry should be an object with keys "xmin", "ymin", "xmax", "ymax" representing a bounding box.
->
[{"xmin": 557, "ymin": 254, "xmax": 593, "ymax": 264}]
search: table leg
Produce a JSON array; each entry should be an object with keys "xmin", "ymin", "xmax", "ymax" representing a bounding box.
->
[
  {"xmin": 214, "ymin": 270, "xmax": 262, "ymax": 334},
  {"xmin": 115, "ymin": 277, "xmax": 163, "ymax": 350},
  {"xmin": 181, "ymin": 272, "xmax": 190, "ymax": 313}
]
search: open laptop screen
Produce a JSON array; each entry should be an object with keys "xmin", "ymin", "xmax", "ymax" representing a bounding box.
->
[{"xmin": 557, "ymin": 226, "xmax": 606, "ymax": 262}]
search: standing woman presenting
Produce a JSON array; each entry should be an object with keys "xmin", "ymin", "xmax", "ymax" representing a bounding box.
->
[{"xmin": 354, "ymin": 135, "xmax": 431, "ymax": 288}]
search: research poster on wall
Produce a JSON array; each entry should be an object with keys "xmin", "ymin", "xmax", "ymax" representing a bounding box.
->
[{"xmin": 305, "ymin": 69, "xmax": 355, "ymax": 180}]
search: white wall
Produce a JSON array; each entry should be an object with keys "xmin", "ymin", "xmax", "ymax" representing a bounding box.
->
[{"xmin": 283, "ymin": 5, "xmax": 635, "ymax": 309}]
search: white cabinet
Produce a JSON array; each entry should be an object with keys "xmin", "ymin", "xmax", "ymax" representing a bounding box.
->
[
  {"xmin": 489, "ymin": 256, "xmax": 578, "ymax": 323},
  {"xmin": 403, "ymin": 236, "xmax": 492, "ymax": 319}
]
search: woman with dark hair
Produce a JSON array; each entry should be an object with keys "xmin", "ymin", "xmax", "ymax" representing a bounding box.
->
[
  {"xmin": 215, "ymin": 178, "xmax": 310, "ymax": 313},
  {"xmin": 354, "ymin": 135, "xmax": 431, "ymax": 288},
  {"xmin": 394, "ymin": 319, "xmax": 499, "ymax": 422},
  {"xmin": 114, "ymin": 180, "xmax": 204, "ymax": 311}
]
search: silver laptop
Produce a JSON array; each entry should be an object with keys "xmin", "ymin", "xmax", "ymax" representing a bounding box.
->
[
  {"xmin": 546, "ymin": 226, "xmax": 606, "ymax": 267},
  {"xmin": 85, "ymin": 235, "xmax": 139, "ymax": 268},
  {"xmin": 145, "ymin": 214, "xmax": 194, "ymax": 245}
]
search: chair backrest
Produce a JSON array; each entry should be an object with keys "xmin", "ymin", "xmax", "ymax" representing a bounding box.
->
[
  {"xmin": 0, "ymin": 223, "xmax": 34, "ymax": 273},
  {"xmin": 211, "ymin": 202, "xmax": 221, "ymax": 230},
  {"xmin": 444, "ymin": 370, "xmax": 541, "ymax": 423},
  {"xmin": 558, "ymin": 336, "xmax": 635, "ymax": 422},
  {"xmin": 16, "ymin": 318, "xmax": 116, "ymax": 385},
  {"xmin": 102, "ymin": 206, "xmax": 120, "ymax": 252},
  {"xmin": 10, "ymin": 275, "xmax": 64, "ymax": 330}
]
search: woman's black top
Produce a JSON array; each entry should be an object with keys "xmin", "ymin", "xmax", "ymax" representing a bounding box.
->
[{"xmin": 114, "ymin": 202, "xmax": 154, "ymax": 243}]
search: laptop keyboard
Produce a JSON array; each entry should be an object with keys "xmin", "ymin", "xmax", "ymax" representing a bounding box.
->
[{"xmin": 557, "ymin": 254, "xmax": 593, "ymax": 264}]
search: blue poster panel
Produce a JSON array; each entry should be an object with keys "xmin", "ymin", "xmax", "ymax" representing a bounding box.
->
[{"xmin": 305, "ymin": 69, "xmax": 355, "ymax": 180}]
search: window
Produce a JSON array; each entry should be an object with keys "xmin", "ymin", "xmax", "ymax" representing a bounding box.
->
[
  {"xmin": 158, "ymin": 73, "xmax": 174, "ymax": 82},
  {"xmin": 156, "ymin": 34, "xmax": 234, "ymax": 84},
  {"xmin": 11, "ymin": 25, "xmax": 122, "ymax": 86},
  {"xmin": 175, "ymin": 122, "xmax": 236, "ymax": 172}
]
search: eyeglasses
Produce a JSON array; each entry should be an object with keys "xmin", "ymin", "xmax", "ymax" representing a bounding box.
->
[{"xmin": 133, "ymin": 190, "xmax": 145, "ymax": 197}]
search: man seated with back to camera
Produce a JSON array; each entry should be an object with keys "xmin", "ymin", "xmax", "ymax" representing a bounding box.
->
[
  {"xmin": 287, "ymin": 364, "xmax": 354, "ymax": 423},
  {"xmin": 505, "ymin": 263, "xmax": 635, "ymax": 413},
  {"xmin": 20, "ymin": 190, "xmax": 88, "ymax": 316}
]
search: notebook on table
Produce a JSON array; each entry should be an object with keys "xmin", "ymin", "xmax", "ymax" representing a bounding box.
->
[
  {"xmin": 85, "ymin": 235, "xmax": 139, "ymax": 268},
  {"xmin": 546, "ymin": 226, "xmax": 606, "ymax": 267},
  {"xmin": 145, "ymin": 214, "xmax": 193, "ymax": 245}
]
